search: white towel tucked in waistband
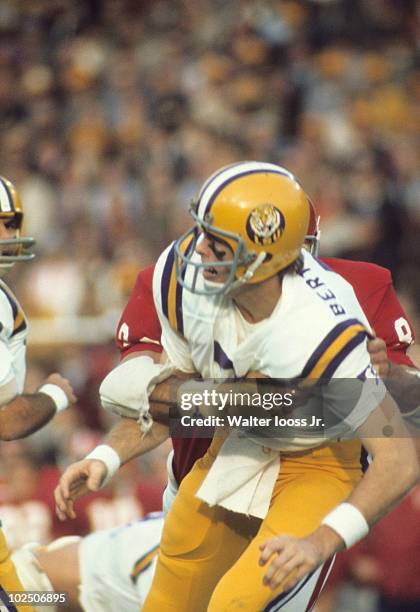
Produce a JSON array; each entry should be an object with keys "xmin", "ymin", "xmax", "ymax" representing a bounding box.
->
[{"xmin": 196, "ymin": 430, "xmax": 280, "ymax": 519}]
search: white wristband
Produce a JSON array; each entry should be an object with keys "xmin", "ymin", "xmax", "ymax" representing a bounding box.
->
[
  {"xmin": 38, "ymin": 384, "xmax": 69, "ymax": 413},
  {"xmin": 321, "ymin": 502, "xmax": 369, "ymax": 549},
  {"xmin": 85, "ymin": 444, "xmax": 121, "ymax": 487}
]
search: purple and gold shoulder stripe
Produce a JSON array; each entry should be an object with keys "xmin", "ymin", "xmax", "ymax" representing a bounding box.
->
[{"xmin": 301, "ymin": 319, "xmax": 368, "ymax": 384}]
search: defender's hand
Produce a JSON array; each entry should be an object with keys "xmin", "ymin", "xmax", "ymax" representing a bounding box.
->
[
  {"xmin": 367, "ymin": 337, "xmax": 389, "ymax": 378},
  {"xmin": 54, "ymin": 459, "xmax": 107, "ymax": 520}
]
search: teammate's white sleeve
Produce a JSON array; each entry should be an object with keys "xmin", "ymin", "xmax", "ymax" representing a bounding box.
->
[
  {"xmin": 0, "ymin": 339, "xmax": 18, "ymax": 404},
  {"xmin": 0, "ymin": 339, "xmax": 13, "ymax": 384}
]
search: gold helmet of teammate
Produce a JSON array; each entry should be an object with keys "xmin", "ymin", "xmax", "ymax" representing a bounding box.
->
[
  {"xmin": 0, "ymin": 176, "xmax": 35, "ymax": 272},
  {"xmin": 175, "ymin": 161, "xmax": 310, "ymax": 295}
]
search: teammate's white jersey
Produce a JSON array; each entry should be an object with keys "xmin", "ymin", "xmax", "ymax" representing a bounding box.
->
[
  {"xmin": 79, "ymin": 509, "xmax": 333, "ymax": 612},
  {"xmin": 0, "ymin": 280, "xmax": 27, "ymax": 400},
  {"xmin": 153, "ymin": 247, "xmax": 385, "ymax": 446},
  {"xmin": 78, "ymin": 513, "xmax": 164, "ymax": 612}
]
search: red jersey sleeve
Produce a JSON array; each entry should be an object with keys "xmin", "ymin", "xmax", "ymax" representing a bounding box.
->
[
  {"xmin": 115, "ymin": 265, "xmax": 163, "ymax": 358},
  {"xmin": 323, "ymin": 258, "xmax": 415, "ymax": 367}
]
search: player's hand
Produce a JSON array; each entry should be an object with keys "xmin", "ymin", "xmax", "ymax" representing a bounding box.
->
[
  {"xmin": 259, "ymin": 534, "xmax": 323, "ymax": 591},
  {"xmin": 54, "ymin": 459, "xmax": 107, "ymax": 520},
  {"xmin": 44, "ymin": 373, "xmax": 77, "ymax": 405},
  {"xmin": 367, "ymin": 337, "xmax": 389, "ymax": 378}
]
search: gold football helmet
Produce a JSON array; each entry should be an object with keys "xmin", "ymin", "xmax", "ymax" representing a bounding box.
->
[
  {"xmin": 0, "ymin": 176, "xmax": 35, "ymax": 272},
  {"xmin": 175, "ymin": 161, "xmax": 310, "ymax": 295}
]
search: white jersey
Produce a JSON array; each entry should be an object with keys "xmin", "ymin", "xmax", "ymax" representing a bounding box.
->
[
  {"xmin": 0, "ymin": 280, "xmax": 27, "ymax": 401},
  {"xmin": 153, "ymin": 247, "xmax": 385, "ymax": 446},
  {"xmin": 78, "ymin": 513, "xmax": 164, "ymax": 612}
]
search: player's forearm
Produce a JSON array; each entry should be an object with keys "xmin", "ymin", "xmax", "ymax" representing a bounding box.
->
[
  {"xmin": 149, "ymin": 372, "xmax": 195, "ymax": 405},
  {"xmin": 345, "ymin": 437, "xmax": 418, "ymax": 525},
  {"xmin": 0, "ymin": 393, "xmax": 56, "ymax": 441},
  {"xmin": 148, "ymin": 372, "xmax": 198, "ymax": 424},
  {"xmin": 307, "ymin": 399, "xmax": 419, "ymax": 561},
  {"xmin": 103, "ymin": 416, "xmax": 169, "ymax": 465},
  {"xmin": 344, "ymin": 393, "xmax": 420, "ymax": 521},
  {"xmin": 385, "ymin": 364, "xmax": 420, "ymax": 414},
  {"xmin": 306, "ymin": 438, "xmax": 418, "ymax": 562}
]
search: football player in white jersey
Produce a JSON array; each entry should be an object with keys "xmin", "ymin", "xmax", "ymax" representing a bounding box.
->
[
  {"xmin": 0, "ymin": 176, "xmax": 76, "ymax": 610},
  {"xmin": 53, "ymin": 162, "xmax": 419, "ymax": 611},
  {"xmin": 140, "ymin": 162, "xmax": 418, "ymax": 612},
  {"xmin": 10, "ymin": 513, "xmax": 165, "ymax": 612}
]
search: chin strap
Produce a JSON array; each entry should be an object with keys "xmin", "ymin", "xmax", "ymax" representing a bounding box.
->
[{"xmin": 227, "ymin": 251, "xmax": 266, "ymax": 294}]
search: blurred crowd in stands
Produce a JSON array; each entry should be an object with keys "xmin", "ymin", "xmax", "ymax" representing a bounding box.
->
[{"xmin": 0, "ymin": 1, "xmax": 419, "ymax": 609}]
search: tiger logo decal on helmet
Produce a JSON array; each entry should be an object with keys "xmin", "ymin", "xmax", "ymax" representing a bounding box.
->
[{"xmin": 246, "ymin": 204, "xmax": 285, "ymax": 246}]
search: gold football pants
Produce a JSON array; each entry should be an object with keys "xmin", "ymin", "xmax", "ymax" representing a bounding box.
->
[{"xmin": 143, "ymin": 437, "xmax": 362, "ymax": 612}]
